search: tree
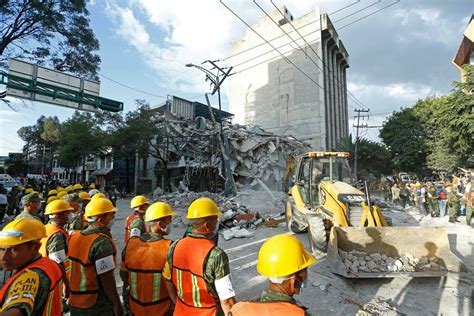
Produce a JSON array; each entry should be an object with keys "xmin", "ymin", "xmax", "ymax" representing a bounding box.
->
[
  {"xmin": 40, "ymin": 116, "xmax": 61, "ymax": 171},
  {"xmin": 379, "ymin": 108, "xmax": 429, "ymax": 175},
  {"xmin": 5, "ymin": 152, "xmax": 26, "ymax": 176},
  {"xmin": 97, "ymin": 100, "xmax": 158, "ymax": 192},
  {"xmin": 59, "ymin": 111, "xmax": 105, "ymax": 181},
  {"xmin": 0, "ymin": 1, "xmax": 100, "ymax": 79}
]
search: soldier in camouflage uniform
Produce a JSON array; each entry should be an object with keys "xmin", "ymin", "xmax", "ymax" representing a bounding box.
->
[
  {"xmin": 68, "ymin": 197, "xmax": 122, "ymax": 316},
  {"xmin": 14, "ymin": 192, "xmax": 43, "ymax": 222},
  {"xmin": 448, "ymin": 185, "xmax": 462, "ymax": 223},
  {"xmin": 63, "ymin": 193, "xmax": 85, "ymax": 233},
  {"xmin": 163, "ymin": 197, "xmax": 236, "ymax": 316}
]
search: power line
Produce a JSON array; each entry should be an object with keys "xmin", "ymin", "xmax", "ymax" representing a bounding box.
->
[
  {"xmin": 220, "ymin": 0, "xmax": 326, "ymax": 91},
  {"xmin": 226, "ymin": 1, "xmax": 400, "ymax": 110},
  {"xmin": 98, "ymin": 73, "xmax": 167, "ymax": 99}
]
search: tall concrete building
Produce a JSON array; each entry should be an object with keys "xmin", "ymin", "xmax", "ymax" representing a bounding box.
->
[{"xmin": 229, "ymin": 6, "xmax": 349, "ymax": 150}]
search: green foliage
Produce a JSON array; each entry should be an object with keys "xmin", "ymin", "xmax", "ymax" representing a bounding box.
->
[
  {"xmin": 40, "ymin": 116, "xmax": 61, "ymax": 146},
  {"xmin": 5, "ymin": 153, "xmax": 26, "ymax": 176},
  {"xmin": 380, "ymin": 64, "xmax": 474, "ymax": 173},
  {"xmin": 58, "ymin": 111, "xmax": 104, "ymax": 168},
  {"xmin": 0, "ymin": 0, "xmax": 100, "ymax": 79},
  {"xmin": 379, "ymin": 108, "xmax": 429, "ymax": 174}
]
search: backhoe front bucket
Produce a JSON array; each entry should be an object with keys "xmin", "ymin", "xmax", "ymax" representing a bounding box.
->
[{"xmin": 327, "ymin": 227, "xmax": 469, "ymax": 278}]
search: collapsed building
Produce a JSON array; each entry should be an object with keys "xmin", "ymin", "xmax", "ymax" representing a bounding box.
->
[{"xmin": 136, "ymin": 95, "xmax": 310, "ymax": 194}]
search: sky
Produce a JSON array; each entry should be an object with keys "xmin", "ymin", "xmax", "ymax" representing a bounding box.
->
[{"xmin": 0, "ymin": 0, "xmax": 472, "ymax": 156}]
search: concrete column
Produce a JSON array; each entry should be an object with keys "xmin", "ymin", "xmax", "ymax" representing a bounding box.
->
[{"xmin": 330, "ymin": 44, "xmax": 337, "ymax": 149}]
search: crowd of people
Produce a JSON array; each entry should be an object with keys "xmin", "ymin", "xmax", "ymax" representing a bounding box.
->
[
  {"xmin": 389, "ymin": 173, "xmax": 473, "ymax": 225},
  {"xmin": 0, "ymin": 181, "xmax": 314, "ymax": 315}
]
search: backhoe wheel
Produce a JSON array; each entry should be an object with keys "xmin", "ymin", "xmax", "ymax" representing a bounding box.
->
[
  {"xmin": 307, "ymin": 214, "xmax": 328, "ymax": 255},
  {"xmin": 285, "ymin": 197, "xmax": 308, "ymax": 233}
]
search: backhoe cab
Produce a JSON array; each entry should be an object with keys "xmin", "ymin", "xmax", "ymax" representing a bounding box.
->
[{"xmin": 285, "ymin": 151, "xmax": 388, "ymax": 254}]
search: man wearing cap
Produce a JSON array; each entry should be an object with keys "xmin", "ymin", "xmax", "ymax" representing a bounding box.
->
[
  {"xmin": 0, "ymin": 218, "xmax": 63, "ymax": 315},
  {"xmin": 229, "ymin": 234, "xmax": 316, "ymax": 315},
  {"xmin": 79, "ymin": 191, "xmax": 91, "ymax": 210},
  {"xmin": 14, "ymin": 192, "xmax": 43, "ymax": 222},
  {"xmin": 120, "ymin": 202, "xmax": 175, "ymax": 315},
  {"xmin": 63, "ymin": 193, "xmax": 85, "ymax": 233},
  {"xmin": 124, "ymin": 195, "xmax": 149, "ymax": 243},
  {"xmin": 68, "ymin": 197, "xmax": 122, "ymax": 316},
  {"xmin": 163, "ymin": 197, "xmax": 236, "ymax": 316}
]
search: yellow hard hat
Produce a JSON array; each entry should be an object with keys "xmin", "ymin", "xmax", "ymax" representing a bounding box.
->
[
  {"xmin": 187, "ymin": 197, "xmax": 222, "ymax": 219},
  {"xmin": 57, "ymin": 191, "xmax": 67, "ymax": 199},
  {"xmin": 46, "ymin": 196, "xmax": 58, "ymax": 204},
  {"xmin": 130, "ymin": 195, "xmax": 149, "ymax": 209},
  {"xmin": 73, "ymin": 183, "xmax": 83, "ymax": 190},
  {"xmin": 257, "ymin": 234, "xmax": 316, "ymax": 278},
  {"xmin": 0, "ymin": 218, "xmax": 46, "ymax": 247},
  {"xmin": 24, "ymin": 188, "xmax": 33, "ymax": 194},
  {"xmin": 56, "ymin": 186, "xmax": 64, "ymax": 192},
  {"xmin": 91, "ymin": 193, "xmax": 106, "ymax": 200},
  {"xmin": 47, "ymin": 189, "xmax": 57, "ymax": 196},
  {"xmin": 145, "ymin": 202, "xmax": 176, "ymax": 222},
  {"xmin": 415, "ymin": 182, "xmax": 421, "ymax": 187},
  {"xmin": 44, "ymin": 200, "xmax": 74, "ymax": 215},
  {"xmin": 65, "ymin": 185, "xmax": 73, "ymax": 193},
  {"xmin": 79, "ymin": 192, "xmax": 91, "ymax": 201},
  {"xmin": 17, "ymin": 185, "xmax": 24, "ymax": 191},
  {"xmin": 85, "ymin": 198, "xmax": 117, "ymax": 218},
  {"xmin": 88, "ymin": 183, "xmax": 96, "ymax": 189}
]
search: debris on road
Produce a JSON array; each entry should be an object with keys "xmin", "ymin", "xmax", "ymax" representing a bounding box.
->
[{"xmin": 339, "ymin": 250, "xmax": 447, "ymax": 273}]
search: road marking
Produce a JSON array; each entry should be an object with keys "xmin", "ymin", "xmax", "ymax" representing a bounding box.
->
[
  {"xmin": 225, "ymin": 232, "xmax": 294, "ymax": 254},
  {"xmin": 235, "ymin": 275, "xmax": 267, "ymax": 293},
  {"xmin": 229, "ymin": 251, "xmax": 258, "ymax": 263},
  {"xmin": 233, "ymin": 259, "xmax": 258, "ymax": 271}
]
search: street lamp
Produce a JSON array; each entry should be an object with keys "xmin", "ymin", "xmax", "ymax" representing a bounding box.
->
[{"xmin": 186, "ymin": 61, "xmax": 236, "ymax": 196}]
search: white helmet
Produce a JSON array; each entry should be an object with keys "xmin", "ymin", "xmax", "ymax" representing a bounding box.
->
[{"xmin": 88, "ymin": 189, "xmax": 100, "ymax": 197}]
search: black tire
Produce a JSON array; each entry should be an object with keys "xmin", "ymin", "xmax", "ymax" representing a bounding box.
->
[
  {"xmin": 307, "ymin": 213, "xmax": 328, "ymax": 255},
  {"xmin": 285, "ymin": 197, "xmax": 308, "ymax": 233}
]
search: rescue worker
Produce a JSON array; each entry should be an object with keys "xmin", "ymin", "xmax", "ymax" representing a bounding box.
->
[
  {"xmin": 63, "ymin": 193, "xmax": 85, "ymax": 233},
  {"xmin": 448, "ymin": 185, "xmax": 461, "ymax": 223},
  {"xmin": 120, "ymin": 202, "xmax": 176, "ymax": 315},
  {"xmin": 229, "ymin": 234, "xmax": 316, "ymax": 315},
  {"xmin": 124, "ymin": 195, "xmax": 149, "ymax": 243},
  {"xmin": 0, "ymin": 218, "xmax": 63, "ymax": 315},
  {"xmin": 79, "ymin": 191, "xmax": 91, "ymax": 210},
  {"xmin": 73, "ymin": 183, "xmax": 83, "ymax": 193},
  {"xmin": 68, "ymin": 197, "xmax": 122, "ymax": 316},
  {"xmin": 57, "ymin": 190, "xmax": 68, "ymax": 199},
  {"xmin": 40, "ymin": 200, "xmax": 73, "ymax": 301},
  {"xmin": 163, "ymin": 197, "xmax": 236, "ymax": 315},
  {"xmin": 88, "ymin": 189, "xmax": 100, "ymax": 198},
  {"xmin": 47, "ymin": 195, "xmax": 58, "ymax": 205},
  {"xmin": 47, "ymin": 189, "xmax": 57, "ymax": 199},
  {"xmin": 14, "ymin": 192, "xmax": 43, "ymax": 222}
]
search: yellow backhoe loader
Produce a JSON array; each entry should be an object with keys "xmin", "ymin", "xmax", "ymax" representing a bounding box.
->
[{"xmin": 285, "ymin": 151, "xmax": 388, "ymax": 254}]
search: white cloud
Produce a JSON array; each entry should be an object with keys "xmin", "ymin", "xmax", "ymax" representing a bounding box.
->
[
  {"xmin": 105, "ymin": 0, "xmax": 316, "ymax": 93},
  {"xmin": 392, "ymin": 7, "xmax": 457, "ymax": 45}
]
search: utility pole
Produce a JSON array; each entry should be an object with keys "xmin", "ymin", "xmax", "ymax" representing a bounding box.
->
[
  {"xmin": 186, "ymin": 61, "xmax": 237, "ymax": 196},
  {"xmin": 353, "ymin": 109, "xmax": 369, "ymax": 182},
  {"xmin": 353, "ymin": 109, "xmax": 382, "ymax": 181}
]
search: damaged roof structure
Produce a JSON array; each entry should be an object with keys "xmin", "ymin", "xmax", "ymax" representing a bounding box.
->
[{"xmin": 145, "ymin": 99, "xmax": 310, "ymax": 193}]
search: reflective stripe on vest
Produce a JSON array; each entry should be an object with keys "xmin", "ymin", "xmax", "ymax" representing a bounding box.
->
[
  {"xmin": 39, "ymin": 223, "xmax": 69, "ymax": 258},
  {"xmin": 124, "ymin": 213, "xmax": 141, "ymax": 243},
  {"xmin": 68, "ymin": 232, "xmax": 117, "ymax": 309},
  {"xmin": 0, "ymin": 257, "xmax": 63, "ymax": 316},
  {"xmin": 171, "ymin": 236, "xmax": 217, "ymax": 315},
  {"xmin": 229, "ymin": 301, "xmax": 305, "ymax": 316},
  {"xmin": 124, "ymin": 237, "xmax": 172, "ymax": 315}
]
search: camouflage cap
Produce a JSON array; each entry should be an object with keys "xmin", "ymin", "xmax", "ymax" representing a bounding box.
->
[
  {"xmin": 21, "ymin": 192, "xmax": 41, "ymax": 204},
  {"xmin": 61, "ymin": 193, "xmax": 82, "ymax": 203}
]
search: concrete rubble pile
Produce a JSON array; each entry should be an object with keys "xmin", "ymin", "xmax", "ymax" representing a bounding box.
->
[
  {"xmin": 339, "ymin": 250, "xmax": 446, "ymax": 273},
  {"xmin": 159, "ymin": 113, "xmax": 310, "ymax": 188},
  {"xmin": 155, "ymin": 190, "xmax": 270, "ymax": 240}
]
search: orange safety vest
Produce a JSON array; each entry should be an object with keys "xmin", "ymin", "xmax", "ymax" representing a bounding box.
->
[
  {"xmin": 229, "ymin": 301, "xmax": 305, "ymax": 315},
  {"xmin": 39, "ymin": 223, "xmax": 71, "ymax": 277},
  {"xmin": 0, "ymin": 257, "xmax": 63, "ymax": 316},
  {"xmin": 171, "ymin": 236, "xmax": 217, "ymax": 316},
  {"xmin": 68, "ymin": 232, "xmax": 117, "ymax": 309},
  {"xmin": 124, "ymin": 213, "xmax": 145, "ymax": 243},
  {"xmin": 124, "ymin": 237, "xmax": 172, "ymax": 315}
]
